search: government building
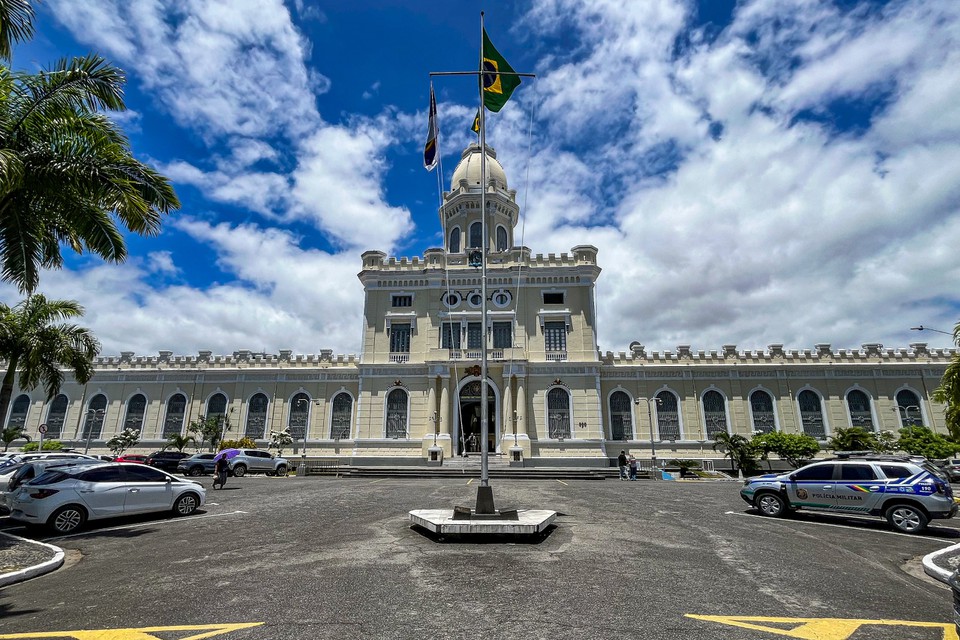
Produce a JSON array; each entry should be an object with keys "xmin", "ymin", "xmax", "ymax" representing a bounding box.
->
[{"xmin": 4, "ymin": 145, "xmax": 955, "ymax": 466}]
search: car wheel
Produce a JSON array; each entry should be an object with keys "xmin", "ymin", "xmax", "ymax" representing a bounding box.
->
[
  {"xmin": 275, "ymin": 465, "xmax": 287, "ymax": 477},
  {"xmin": 48, "ymin": 505, "xmax": 87, "ymax": 534},
  {"xmin": 885, "ymin": 503, "xmax": 928, "ymax": 533},
  {"xmin": 232, "ymin": 464, "xmax": 247, "ymax": 478},
  {"xmin": 188, "ymin": 466, "xmax": 203, "ymax": 477},
  {"xmin": 754, "ymin": 492, "xmax": 787, "ymax": 517},
  {"xmin": 173, "ymin": 493, "xmax": 200, "ymax": 516}
]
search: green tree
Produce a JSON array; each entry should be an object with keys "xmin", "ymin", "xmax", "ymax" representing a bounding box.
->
[
  {"xmin": 22, "ymin": 439, "xmax": 61, "ymax": 452},
  {"xmin": 0, "ymin": 295, "xmax": 99, "ymax": 437},
  {"xmin": 873, "ymin": 430, "xmax": 899, "ymax": 454},
  {"xmin": 827, "ymin": 427, "xmax": 877, "ymax": 453},
  {"xmin": 165, "ymin": 433, "xmax": 195, "ymax": 453},
  {"xmin": 1, "ymin": 423, "xmax": 27, "ymax": 451},
  {"xmin": 188, "ymin": 414, "xmax": 232, "ymax": 452},
  {"xmin": 896, "ymin": 426, "xmax": 960, "ymax": 459},
  {"xmin": 713, "ymin": 432, "xmax": 758, "ymax": 476},
  {"xmin": 0, "ymin": 0, "xmax": 34, "ymax": 60},
  {"xmin": 750, "ymin": 431, "xmax": 821, "ymax": 469},
  {"xmin": 933, "ymin": 321, "xmax": 960, "ymax": 441},
  {"xmin": 106, "ymin": 427, "xmax": 140, "ymax": 457}
]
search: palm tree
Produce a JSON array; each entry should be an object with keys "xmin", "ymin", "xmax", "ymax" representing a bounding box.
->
[
  {"xmin": 1, "ymin": 423, "xmax": 27, "ymax": 451},
  {"xmin": 0, "ymin": 0, "xmax": 34, "ymax": 60},
  {"xmin": 827, "ymin": 427, "xmax": 877, "ymax": 453},
  {"xmin": 713, "ymin": 432, "xmax": 754, "ymax": 475},
  {"xmin": 165, "ymin": 433, "xmax": 195, "ymax": 453},
  {"xmin": 0, "ymin": 53, "xmax": 180, "ymax": 292},
  {"xmin": 0, "ymin": 294, "xmax": 100, "ymax": 429}
]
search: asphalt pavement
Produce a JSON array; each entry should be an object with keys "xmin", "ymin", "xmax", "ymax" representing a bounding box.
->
[{"xmin": 0, "ymin": 476, "xmax": 958, "ymax": 640}]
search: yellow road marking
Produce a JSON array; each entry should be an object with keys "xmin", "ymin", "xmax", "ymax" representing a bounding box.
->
[
  {"xmin": 0, "ymin": 622, "xmax": 263, "ymax": 640},
  {"xmin": 556, "ymin": 479, "xmax": 568, "ymax": 486},
  {"xmin": 687, "ymin": 615, "xmax": 958, "ymax": 640}
]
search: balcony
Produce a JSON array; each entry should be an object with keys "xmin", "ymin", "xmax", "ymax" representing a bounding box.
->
[
  {"xmin": 545, "ymin": 351, "xmax": 567, "ymax": 362},
  {"xmin": 389, "ymin": 353, "xmax": 410, "ymax": 363}
]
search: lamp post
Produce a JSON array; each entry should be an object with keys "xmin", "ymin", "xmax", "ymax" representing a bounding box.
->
[
  {"xmin": 635, "ymin": 397, "xmax": 662, "ymax": 480},
  {"xmin": 83, "ymin": 409, "xmax": 104, "ymax": 455},
  {"xmin": 296, "ymin": 398, "xmax": 314, "ymax": 473},
  {"xmin": 430, "ymin": 411, "xmax": 441, "ymax": 447},
  {"xmin": 893, "ymin": 404, "xmax": 921, "ymax": 427},
  {"xmin": 910, "ymin": 325, "xmax": 954, "ymax": 336}
]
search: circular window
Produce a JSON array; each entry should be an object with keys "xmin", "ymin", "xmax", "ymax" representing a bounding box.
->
[
  {"xmin": 443, "ymin": 292, "xmax": 461, "ymax": 308},
  {"xmin": 492, "ymin": 290, "xmax": 512, "ymax": 308},
  {"xmin": 467, "ymin": 291, "xmax": 483, "ymax": 308}
]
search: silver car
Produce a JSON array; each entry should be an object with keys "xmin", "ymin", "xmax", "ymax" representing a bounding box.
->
[
  {"xmin": 227, "ymin": 450, "xmax": 289, "ymax": 477},
  {"xmin": 9, "ymin": 462, "xmax": 206, "ymax": 534},
  {"xmin": 1, "ymin": 458, "xmax": 101, "ymax": 513},
  {"xmin": 740, "ymin": 454, "xmax": 957, "ymax": 533}
]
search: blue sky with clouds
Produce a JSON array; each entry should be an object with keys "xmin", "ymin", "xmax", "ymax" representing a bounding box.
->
[{"xmin": 2, "ymin": 0, "xmax": 958, "ymax": 357}]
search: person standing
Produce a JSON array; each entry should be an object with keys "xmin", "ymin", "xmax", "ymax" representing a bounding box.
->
[
  {"xmin": 628, "ymin": 455, "xmax": 639, "ymax": 481},
  {"xmin": 617, "ymin": 450, "xmax": 628, "ymax": 480},
  {"xmin": 213, "ymin": 454, "xmax": 229, "ymax": 490}
]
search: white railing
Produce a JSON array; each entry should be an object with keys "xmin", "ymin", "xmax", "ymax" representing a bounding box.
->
[
  {"xmin": 466, "ymin": 350, "xmax": 483, "ymax": 360},
  {"xmin": 389, "ymin": 353, "xmax": 409, "ymax": 363},
  {"xmin": 490, "ymin": 349, "xmax": 504, "ymax": 360},
  {"xmin": 545, "ymin": 352, "xmax": 567, "ymax": 362}
]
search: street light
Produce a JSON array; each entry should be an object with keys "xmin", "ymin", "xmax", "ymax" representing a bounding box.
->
[
  {"xmin": 635, "ymin": 397, "xmax": 663, "ymax": 481},
  {"xmin": 910, "ymin": 325, "xmax": 954, "ymax": 336},
  {"xmin": 892, "ymin": 404, "xmax": 921, "ymax": 427},
  {"xmin": 83, "ymin": 409, "xmax": 104, "ymax": 454}
]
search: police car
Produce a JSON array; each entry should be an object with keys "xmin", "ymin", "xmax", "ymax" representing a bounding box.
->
[{"xmin": 740, "ymin": 453, "xmax": 957, "ymax": 533}]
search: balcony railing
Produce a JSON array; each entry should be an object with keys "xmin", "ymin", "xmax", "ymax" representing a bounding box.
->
[
  {"xmin": 545, "ymin": 351, "xmax": 567, "ymax": 362},
  {"xmin": 389, "ymin": 353, "xmax": 410, "ymax": 363}
]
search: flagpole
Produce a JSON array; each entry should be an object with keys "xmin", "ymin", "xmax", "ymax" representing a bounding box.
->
[{"xmin": 477, "ymin": 11, "xmax": 492, "ymax": 508}]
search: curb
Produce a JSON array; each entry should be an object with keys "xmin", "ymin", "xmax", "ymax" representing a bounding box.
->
[
  {"xmin": 923, "ymin": 541, "xmax": 960, "ymax": 585},
  {"xmin": 0, "ymin": 531, "xmax": 65, "ymax": 588}
]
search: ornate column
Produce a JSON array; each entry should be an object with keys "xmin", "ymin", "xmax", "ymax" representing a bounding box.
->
[{"xmin": 439, "ymin": 377, "xmax": 451, "ymax": 456}]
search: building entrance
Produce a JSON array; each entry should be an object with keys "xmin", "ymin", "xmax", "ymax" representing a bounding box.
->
[{"xmin": 458, "ymin": 380, "xmax": 497, "ymax": 456}]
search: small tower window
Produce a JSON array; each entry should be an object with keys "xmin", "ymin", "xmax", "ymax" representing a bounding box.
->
[
  {"xmin": 496, "ymin": 226, "xmax": 508, "ymax": 252},
  {"xmin": 469, "ymin": 222, "xmax": 483, "ymax": 248},
  {"xmin": 542, "ymin": 291, "xmax": 565, "ymax": 305},
  {"xmin": 392, "ymin": 294, "xmax": 413, "ymax": 308},
  {"xmin": 449, "ymin": 227, "xmax": 461, "ymax": 254}
]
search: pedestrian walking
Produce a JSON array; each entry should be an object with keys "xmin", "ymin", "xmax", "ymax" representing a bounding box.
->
[
  {"xmin": 213, "ymin": 454, "xmax": 229, "ymax": 490},
  {"xmin": 618, "ymin": 450, "xmax": 628, "ymax": 480},
  {"xmin": 628, "ymin": 455, "xmax": 639, "ymax": 481}
]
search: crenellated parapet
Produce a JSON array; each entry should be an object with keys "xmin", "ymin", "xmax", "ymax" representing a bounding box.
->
[
  {"xmin": 600, "ymin": 342, "xmax": 955, "ymax": 365},
  {"xmin": 88, "ymin": 350, "xmax": 359, "ymax": 370},
  {"xmin": 359, "ymin": 245, "xmax": 600, "ymax": 274}
]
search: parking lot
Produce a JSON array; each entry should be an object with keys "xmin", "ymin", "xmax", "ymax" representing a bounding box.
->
[{"xmin": 0, "ymin": 475, "xmax": 956, "ymax": 639}]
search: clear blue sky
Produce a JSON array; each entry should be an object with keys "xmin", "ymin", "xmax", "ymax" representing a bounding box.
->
[{"xmin": 2, "ymin": 0, "xmax": 958, "ymax": 357}]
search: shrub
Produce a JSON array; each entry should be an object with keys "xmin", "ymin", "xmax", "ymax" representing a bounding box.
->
[
  {"xmin": 22, "ymin": 440, "xmax": 64, "ymax": 452},
  {"xmin": 219, "ymin": 437, "xmax": 257, "ymax": 450}
]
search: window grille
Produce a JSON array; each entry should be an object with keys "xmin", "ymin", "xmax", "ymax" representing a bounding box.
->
[
  {"xmin": 331, "ymin": 393, "xmax": 353, "ymax": 439},
  {"xmin": 846, "ymin": 390, "xmax": 873, "ymax": 430},
  {"xmin": 750, "ymin": 391, "xmax": 776, "ymax": 433},
  {"xmin": 392, "ymin": 295, "xmax": 412, "ymax": 308},
  {"xmin": 390, "ymin": 323, "xmax": 411, "ymax": 353},
  {"xmin": 83, "ymin": 394, "xmax": 108, "ymax": 440},
  {"xmin": 496, "ymin": 226, "xmax": 508, "ymax": 251},
  {"xmin": 386, "ymin": 389, "xmax": 408, "ymax": 438},
  {"xmin": 544, "ymin": 321, "xmax": 567, "ymax": 352},
  {"xmin": 288, "ymin": 392, "xmax": 309, "ymax": 440},
  {"xmin": 895, "ymin": 390, "xmax": 923, "ymax": 427},
  {"xmin": 449, "ymin": 227, "xmax": 461, "ymax": 253},
  {"xmin": 547, "ymin": 388, "xmax": 571, "ymax": 439},
  {"xmin": 6, "ymin": 395, "xmax": 29, "ymax": 430},
  {"xmin": 798, "ymin": 390, "xmax": 826, "ymax": 438},
  {"xmin": 441, "ymin": 322, "xmax": 461, "ymax": 349},
  {"xmin": 46, "ymin": 395, "xmax": 68, "ymax": 439},
  {"xmin": 469, "ymin": 221, "xmax": 482, "ymax": 248},
  {"xmin": 656, "ymin": 391, "xmax": 681, "ymax": 440},
  {"xmin": 610, "ymin": 391, "xmax": 632, "ymax": 440},
  {"xmin": 162, "ymin": 394, "xmax": 186, "ymax": 439},
  {"xmin": 124, "ymin": 394, "xmax": 147, "ymax": 434},
  {"xmin": 244, "ymin": 393, "xmax": 269, "ymax": 439},
  {"xmin": 703, "ymin": 390, "xmax": 727, "ymax": 438},
  {"xmin": 467, "ymin": 322, "xmax": 483, "ymax": 350},
  {"xmin": 492, "ymin": 322, "xmax": 512, "ymax": 349}
]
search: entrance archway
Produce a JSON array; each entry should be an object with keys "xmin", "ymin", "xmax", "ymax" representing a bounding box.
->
[{"xmin": 456, "ymin": 378, "xmax": 499, "ymax": 455}]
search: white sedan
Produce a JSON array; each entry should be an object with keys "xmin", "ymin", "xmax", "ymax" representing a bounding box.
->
[{"xmin": 9, "ymin": 462, "xmax": 206, "ymax": 534}]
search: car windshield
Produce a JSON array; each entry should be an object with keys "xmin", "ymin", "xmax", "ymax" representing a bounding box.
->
[{"xmin": 30, "ymin": 470, "xmax": 72, "ymax": 485}]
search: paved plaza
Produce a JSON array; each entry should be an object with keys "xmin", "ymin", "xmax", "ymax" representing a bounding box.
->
[{"xmin": 0, "ymin": 476, "xmax": 957, "ymax": 639}]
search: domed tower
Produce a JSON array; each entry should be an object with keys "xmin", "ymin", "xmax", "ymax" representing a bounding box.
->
[{"xmin": 440, "ymin": 144, "xmax": 520, "ymax": 257}]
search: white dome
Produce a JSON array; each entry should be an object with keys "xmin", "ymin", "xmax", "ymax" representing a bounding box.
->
[{"xmin": 450, "ymin": 144, "xmax": 507, "ymax": 190}]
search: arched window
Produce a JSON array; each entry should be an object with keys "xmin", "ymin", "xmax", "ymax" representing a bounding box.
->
[
  {"xmin": 609, "ymin": 391, "xmax": 632, "ymax": 440},
  {"xmin": 656, "ymin": 391, "xmax": 680, "ymax": 440},
  {"xmin": 331, "ymin": 393, "xmax": 353, "ymax": 439},
  {"xmin": 385, "ymin": 389, "xmax": 407, "ymax": 439},
  {"xmin": 449, "ymin": 227, "xmax": 461, "ymax": 254},
  {"xmin": 750, "ymin": 391, "xmax": 775, "ymax": 434},
  {"xmin": 6, "ymin": 394, "xmax": 30, "ymax": 430},
  {"xmin": 798, "ymin": 390, "xmax": 825, "ymax": 439},
  {"xmin": 469, "ymin": 221, "xmax": 482, "ymax": 248},
  {"xmin": 847, "ymin": 390, "xmax": 873, "ymax": 430},
  {"xmin": 547, "ymin": 388, "xmax": 571, "ymax": 439},
  {"xmin": 207, "ymin": 393, "xmax": 227, "ymax": 418},
  {"xmin": 288, "ymin": 392, "xmax": 310, "ymax": 440},
  {"xmin": 163, "ymin": 393, "xmax": 187, "ymax": 438},
  {"xmin": 244, "ymin": 393, "xmax": 269, "ymax": 439},
  {"xmin": 45, "ymin": 394, "xmax": 68, "ymax": 439},
  {"xmin": 124, "ymin": 394, "xmax": 147, "ymax": 435},
  {"xmin": 895, "ymin": 389, "xmax": 923, "ymax": 427},
  {"xmin": 702, "ymin": 390, "xmax": 727, "ymax": 438},
  {"xmin": 84, "ymin": 394, "xmax": 108, "ymax": 440},
  {"xmin": 496, "ymin": 226, "xmax": 508, "ymax": 252}
]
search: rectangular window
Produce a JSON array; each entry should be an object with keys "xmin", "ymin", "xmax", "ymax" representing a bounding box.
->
[
  {"xmin": 392, "ymin": 295, "xmax": 412, "ymax": 308},
  {"xmin": 441, "ymin": 322, "xmax": 461, "ymax": 349},
  {"xmin": 492, "ymin": 322, "xmax": 512, "ymax": 349},
  {"xmin": 544, "ymin": 321, "xmax": 567, "ymax": 352},
  {"xmin": 542, "ymin": 291, "xmax": 564, "ymax": 305},
  {"xmin": 390, "ymin": 323, "xmax": 411, "ymax": 353},
  {"xmin": 467, "ymin": 322, "xmax": 483, "ymax": 349}
]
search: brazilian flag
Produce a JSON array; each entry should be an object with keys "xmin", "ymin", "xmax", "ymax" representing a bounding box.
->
[{"xmin": 481, "ymin": 28, "xmax": 520, "ymax": 112}]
